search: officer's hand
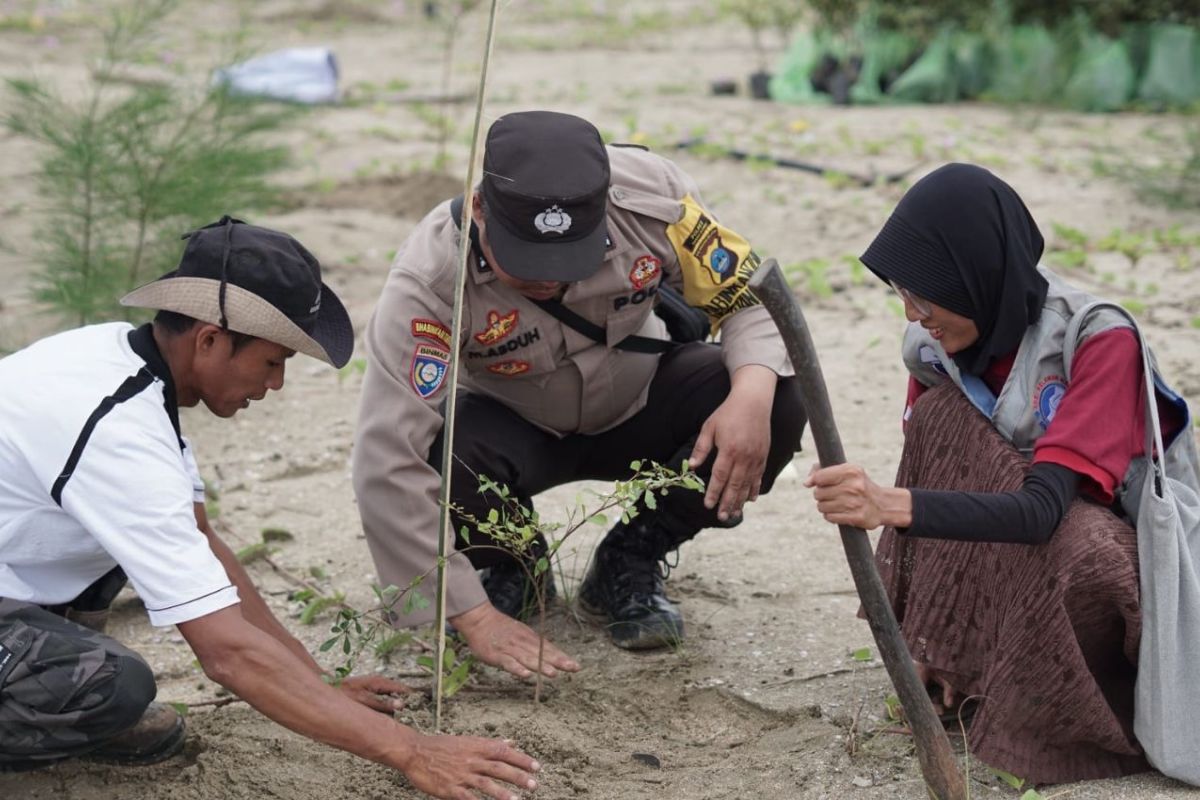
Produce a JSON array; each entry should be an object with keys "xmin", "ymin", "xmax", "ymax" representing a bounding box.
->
[
  {"xmin": 397, "ymin": 730, "xmax": 540, "ymax": 800},
  {"xmin": 689, "ymin": 365, "xmax": 776, "ymax": 522},
  {"xmin": 337, "ymin": 673, "xmax": 412, "ymax": 714},
  {"xmin": 450, "ymin": 602, "xmax": 580, "ymax": 680}
]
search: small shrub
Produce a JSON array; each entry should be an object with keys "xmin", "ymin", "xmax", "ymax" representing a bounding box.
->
[{"xmin": 4, "ymin": 0, "xmax": 295, "ymax": 325}]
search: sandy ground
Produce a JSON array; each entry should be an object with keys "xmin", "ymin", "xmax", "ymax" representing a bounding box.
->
[{"xmin": 2, "ymin": 1, "xmax": 1200, "ymax": 798}]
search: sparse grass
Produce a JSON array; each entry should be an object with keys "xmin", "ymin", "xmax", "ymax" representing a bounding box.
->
[{"xmin": 1095, "ymin": 114, "xmax": 1200, "ymax": 210}]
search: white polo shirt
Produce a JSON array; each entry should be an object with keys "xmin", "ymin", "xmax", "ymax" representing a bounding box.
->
[{"xmin": 0, "ymin": 322, "xmax": 239, "ymax": 626}]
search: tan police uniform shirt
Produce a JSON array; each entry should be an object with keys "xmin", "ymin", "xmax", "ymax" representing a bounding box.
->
[{"xmin": 353, "ymin": 145, "xmax": 793, "ymax": 624}]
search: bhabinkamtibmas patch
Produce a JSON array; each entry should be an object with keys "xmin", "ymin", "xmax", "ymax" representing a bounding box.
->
[
  {"xmin": 665, "ymin": 194, "xmax": 762, "ymax": 331},
  {"xmin": 411, "ymin": 318, "xmax": 453, "ymax": 349}
]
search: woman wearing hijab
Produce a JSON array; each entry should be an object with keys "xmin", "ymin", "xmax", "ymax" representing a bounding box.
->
[{"xmin": 806, "ymin": 163, "xmax": 1191, "ymax": 783}]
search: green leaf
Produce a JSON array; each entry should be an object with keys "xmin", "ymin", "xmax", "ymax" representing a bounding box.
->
[
  {"xmin": 299, "ymin": 594, "xmax": 340, "ymax": 625},
  {"xmin": 988, "ymin": 767, "xmax": 1025, "ymax": 790},
  {"xmin": 415, "ymin": 654, "xmax": 434, "ymax": 671},
  {"xmin": 587, "ymin": 513, "xmax": 609, "ymax": 526},
  {"xmin": 168, "ymin": 702, "xmax": 189, "ymax": 717},
  {"xmin": 1018, "ymin": 791, "xmax": 1045, "ymax": 800},
  {"xmin": 260, "ymin": 527, "xmax": 294, "ymax": 543},
  {"xmin": 883, "ymin": 694, "xmax": 901, "ymax": 721},
  {"xmin": 1051, "ymin": 221, "xmax": 1088, "ymax": 248},
  {"xmin": 401, "ymin": 588, "xmax": 430, "ymax": 615},
  {"xmin": 444, "ymin": 655, "xmax": 475, "ymax": 697},
  {"xmin": 643, "ymin": 489, "xmax": 657, "ymax": 510},
  {"xmin": 235, "ymin": 542, "xmax": 272, "ymax": 564},
  {"xmin": 487, "ymin": 508, "xmax": 499, "ymax": 524},
  {"xmin": 850, "ymin": 647, "xmax": 872, "ymax": 662},
  {"xmin": 629, "ymin": 459, "xmax": 642, "ymax": 472},
  {"xmin": 374, "ymin": 632, "xmax": 413, "ymax": 658},
  {"xmin": 535, "ymin": 556, "xmax": 549, "ymax": 576},
  {"xmin": 319, "ymin": 636, "xmax": 340, "ymax": 652}
]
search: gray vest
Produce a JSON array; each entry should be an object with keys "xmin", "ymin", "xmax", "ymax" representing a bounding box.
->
[{"xmin": 900, "ymin": 266, "xmax": 1196, "ymax": 511}]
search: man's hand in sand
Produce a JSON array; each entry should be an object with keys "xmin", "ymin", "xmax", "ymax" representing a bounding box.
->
[{"xmin": 450, "ymin": 601, "xmax": 580, "ymax": 680}]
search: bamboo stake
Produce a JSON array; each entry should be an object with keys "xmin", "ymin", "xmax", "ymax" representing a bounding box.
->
[{"xmin": 433, "ymin": 0, "xmax": 503, "ymax": 733}]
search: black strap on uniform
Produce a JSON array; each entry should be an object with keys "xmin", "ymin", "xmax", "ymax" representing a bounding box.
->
[
  {"xmin": 448, "ymin": 195, "xmax": 674, "ymax": 354},
  {"xmin": 51, "ymin": 368, "xmax": 156, "ymax": 506},
  {"xmin": 526, "ymin": 296, "xmax": 671, "ymax": 353}
]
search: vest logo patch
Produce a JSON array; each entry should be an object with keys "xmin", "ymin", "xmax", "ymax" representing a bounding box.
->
[
  {"xmin": 629, "ymin": 255, "xmax": 661, "ymax": 289},
  {"xmin": 1034, "ymin": 375, "xmax": 1067, "ymax": 429},
  {"xmin": 411, "ymin": 318, "xmax": 452, "ymax": 349},
  {"xmin": 474, "ymin": 309, "xmax": 519, "ymax": 346},
  {"xmin": 918, "ymin": 345, "xmax": 949, "ymax": 376},
  {"xmin": 411, "ymin": 344, "xmax": 450, "ymax": 398},
  {"xmin": 487, "ymin": 359, "xmax": 530, "ymax": 377}
]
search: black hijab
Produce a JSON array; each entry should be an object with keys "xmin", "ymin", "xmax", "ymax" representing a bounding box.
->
[{"xmin": 861, "ymin": 163, "xmax": 1047, "ymax": 376}]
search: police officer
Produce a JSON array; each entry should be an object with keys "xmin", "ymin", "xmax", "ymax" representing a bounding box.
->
[
  {"xmin": 0, "ymin": 219, "xmax": 541, "ymax": 800},
  {"xmin": 352, "ymin": 110, "xmax": 806, "ymax": 679}
]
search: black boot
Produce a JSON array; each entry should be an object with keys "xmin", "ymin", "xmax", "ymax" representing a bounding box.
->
[
  {"xmin": 578, "ymin": 517, "xmax": 688, "ymax": 650},
  {"xmin": 480, "ymin": 551, "xmax": 557, "ymax": 622}
]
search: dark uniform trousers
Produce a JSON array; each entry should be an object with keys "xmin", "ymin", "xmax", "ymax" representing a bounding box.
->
[
  {"xmin": 430, "ymin": 342, "xmax": 806, "ymax": 568},
  {"xmin": 0, "ymin": 570, "xmax": 155, "ymax": 768}
]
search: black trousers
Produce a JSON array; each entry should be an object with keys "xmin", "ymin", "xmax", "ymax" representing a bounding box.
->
[{"xmin": 430, "ymin": 343, "xmax": 806, "ymax": 569}]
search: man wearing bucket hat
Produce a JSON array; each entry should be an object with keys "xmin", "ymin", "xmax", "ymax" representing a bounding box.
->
[
  {"xmin": 353, "ymin": 110, "xmax": 805, "ymax": 677},
  {"xmin": 0, "ymin": 218, "xmax": 541, "ymax": 799}
]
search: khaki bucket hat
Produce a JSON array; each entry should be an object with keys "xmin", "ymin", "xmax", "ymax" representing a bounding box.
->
[{"xmin": 121, "ymin": 216, "xmax": 353, "ymax": 367}]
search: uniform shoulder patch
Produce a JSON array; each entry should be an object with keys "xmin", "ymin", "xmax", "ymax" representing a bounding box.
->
[
  {"xmin": 412, "ymin": 318, "xmax": 453, "ymax": 349},
  {"xmin": 665, "ymin": 194, "xmax": 762, "ymax": 332},
  {"xmin": 411, "ymin": 344, "xmax": 450, "ymax": 398}
]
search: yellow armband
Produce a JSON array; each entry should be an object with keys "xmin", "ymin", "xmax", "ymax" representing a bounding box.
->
[{"xmin": 666, "ymin": 194, "xmax": 762, "ymax": 332}]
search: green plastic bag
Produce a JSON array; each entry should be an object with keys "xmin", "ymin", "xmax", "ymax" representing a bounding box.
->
[
  {"xmin": 953, "ymin": 32, "xmax": 992, "ymax": 100},
  {"xmin": 769, "ymin": 30, "xmax": 829, "ymax": 104},
  {"xmin": 1137, "ymin": 24, "xmax": 1198, "ymax": 109},
  {"xmin": 887, "ymin": 28, "xmax": 958, "ymax": 103},
  {"xmin": 989, "ymin": 25, "xmax": 1063, "ymax": 104},
  {"xmin": 1063, "ymin": 33, "xmax": 1135, "ymax": 112},
  {"xmin": 849, "ymin": 30, "xmax": 920, "ymax": 104}
]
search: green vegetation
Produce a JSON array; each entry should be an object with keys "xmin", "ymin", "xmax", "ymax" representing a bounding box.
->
[
  {"xmin": 269, "ymin": 462, "xmax": 700, "ymax": 702},
  {"xmin": 3, "ymin": 0, "xmax": 294, "ymax": 325}
]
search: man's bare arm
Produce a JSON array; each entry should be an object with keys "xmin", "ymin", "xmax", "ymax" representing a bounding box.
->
[{"xmin": 179, "ymin": 606, "xmax": 540, "ymax": 800}]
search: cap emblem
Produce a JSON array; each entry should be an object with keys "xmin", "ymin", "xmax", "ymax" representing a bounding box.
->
[{"xmin": 534, "ymin": 205, "xmax": 572, "ymax": 235}]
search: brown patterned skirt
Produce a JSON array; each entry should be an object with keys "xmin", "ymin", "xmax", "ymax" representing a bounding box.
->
[{"xmin": 875, "ymin": 382, "xmax": 1148, "ymax": 783}]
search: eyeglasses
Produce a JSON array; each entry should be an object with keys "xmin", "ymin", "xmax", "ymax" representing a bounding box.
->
[{"xmin": 889, "ymin": 280, "xmax": 933, "ymax": 319}]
